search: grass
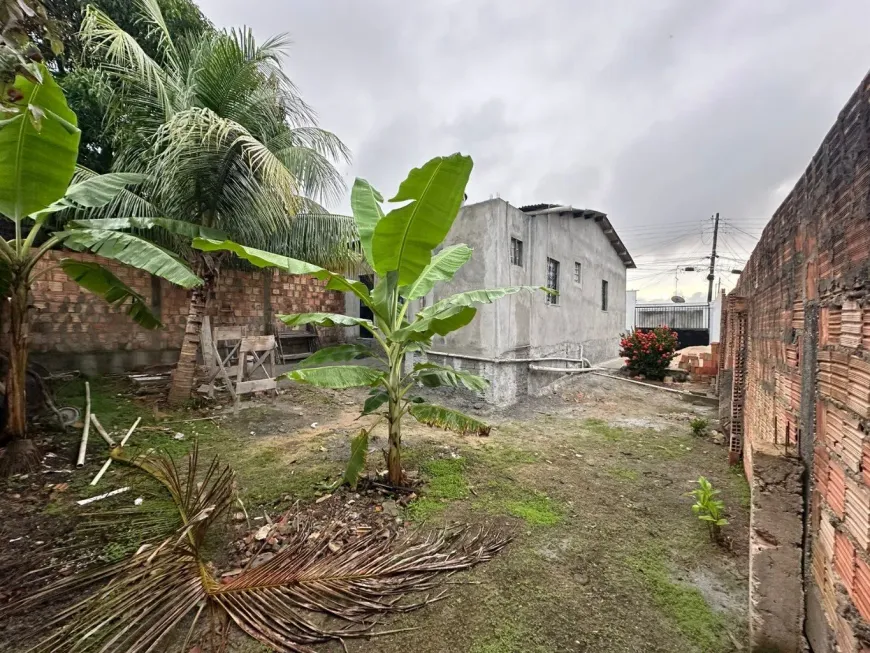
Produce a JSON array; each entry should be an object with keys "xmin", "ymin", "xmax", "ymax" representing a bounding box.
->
[
  {"xmin": 469, "ymin": 623, "xmax": 549, "ymax": 653},
  {"xmin": 607, "ymin": 466, "xmax": 639, "ymax": 481},
  {"xmin": 730, "ymin": 464, "xmax": 752, "ymax": 510},
  {"xmin": 628, "ymin": 547, "xmax": 729, "ymax": 651},
  {"xmin": 581, "ymin": 417, "xmax": 627, "ymax": 441},
  {"xmin": 27, "ymin": 376, "xmax": 747, "ymax": 653}
]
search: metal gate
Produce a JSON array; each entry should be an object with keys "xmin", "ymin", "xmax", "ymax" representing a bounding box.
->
[{"xmin": 634, "ymin": 303, "xmax": 711, "ymax": 348}]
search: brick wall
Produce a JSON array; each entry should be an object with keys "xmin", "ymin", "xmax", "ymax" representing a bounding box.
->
[
  {"xmin": 720, "ymin": 71, "xmax": 870, "ymax": 651},
  {"xmin": 14, "ymin": 250, "xmax": 344, "ymax": 372}
]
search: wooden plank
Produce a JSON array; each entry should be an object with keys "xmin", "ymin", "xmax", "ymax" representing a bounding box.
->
[
  {"xmin": 277, "ymin": 333, "xmax": 317, "ymax": 341},
  {"xmin": 212, "ymin": 340, "xmax": 237, "ymax": 401},
  {"xmin": 236, "ymin": 378, "xmax": 277, "ymax": 394},
  {"xmin": 240, "ymin": 335, "xmax": 276, "ymax": 353},
  {"xmin": 201, "ymin": 315, "xmax": 216, "ymax": 370},
  {"xmin": 280, "ymin": 353, "xmax": 311, "ymax": 361},
  {"xmin": 214, "ymin": 326, "xmax": 244, "ymax": 342}
]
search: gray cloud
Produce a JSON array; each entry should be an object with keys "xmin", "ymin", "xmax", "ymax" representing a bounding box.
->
[{"xmin": 198, "ymin": 0, "xmax": 870, "ymax": 297}]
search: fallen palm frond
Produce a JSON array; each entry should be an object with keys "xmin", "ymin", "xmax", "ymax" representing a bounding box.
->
[{"xmin": 9, "ymin": 444, "xmax": 509, "ymax": 653}]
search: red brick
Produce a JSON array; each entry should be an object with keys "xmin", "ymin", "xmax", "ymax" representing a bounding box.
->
[{"xmin": 835, "ymin": 530, "xmax": 856, "ymax": 591}]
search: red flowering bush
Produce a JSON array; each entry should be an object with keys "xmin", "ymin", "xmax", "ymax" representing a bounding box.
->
[{"xmin": 619, "ymin": 326, "xmax": 679, "ymax": 380}]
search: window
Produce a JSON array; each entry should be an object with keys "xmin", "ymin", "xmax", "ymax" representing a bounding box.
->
[
  {"xmin": 573, "ymin": 261, "xmax": 582, "ymax": 285},
  {"xmin": 510, "ymin": 237, "xmax": 523, "ymax": 267},
  {"xmin": 546, "ymin": 258, "xmax": 560, "ymax": 305},
  {"xmin": 601, "ymin": 279, "xmax": 609, "ymax": 311}
]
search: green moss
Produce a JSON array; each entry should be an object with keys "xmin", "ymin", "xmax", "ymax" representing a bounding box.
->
[
  {"xmin": 422, "ymin": 457, "xmax": 468, "ymax": 500},
  {"xmin": 406, "ymin": 497, "xmax": 447, "ymax": 522},
  {"xmin": 628, "ymin": 548, "xmax": 728, "ymax": 651},
  {"xmin": 475, "ymin": 481, "xmax": 563, "ymax": 526},
  {"xmin": 503, "ymin": 492, "xmax": 562, "ymax": 526},
  {"xmin": 607, "ymin": 466, "xmax": 639, "ymax": 481},
  {"xmin": 405, "ymin": 457, "xmax": 469, "ymax": 522}
]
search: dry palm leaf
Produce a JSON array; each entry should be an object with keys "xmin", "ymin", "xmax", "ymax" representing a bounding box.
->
[{"xmin": 9, "ymin": 444, "xmax": 509, "ymax": 652}]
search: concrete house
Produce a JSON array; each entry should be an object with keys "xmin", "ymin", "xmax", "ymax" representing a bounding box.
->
[{"xmin": 410, "ymin": 199, "xmax": 635, "ymax": 404}]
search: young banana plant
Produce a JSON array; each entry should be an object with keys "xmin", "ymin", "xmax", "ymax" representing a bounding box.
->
[{"xmin": 193, "ymin": 153, "xmax": 551, "ymax": 486}]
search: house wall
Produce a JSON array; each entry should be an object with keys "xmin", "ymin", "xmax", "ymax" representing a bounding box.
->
[
  {"xmin": 14, "ymin": 250, "xmax": 344, "ymax": 374},
  {"xmin": 526, "ymin": 209, "xmax": 627, "ymax": 364},
  {"xmin": 421, "ymin": 199, "xmax": 628, "ymax": 404},
  {"xmin": 718, "ymin": 70, "xmax": 870, "ymax": 652}
]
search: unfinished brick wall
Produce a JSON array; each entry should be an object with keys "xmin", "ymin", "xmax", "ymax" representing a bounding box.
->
[
  {"xmin": 720, "ymin": 71, "xmax": 870, "ymax": 652},
  {"xmin": 12, "ymin": 250, "xmax": 344, "ymax": 372}
]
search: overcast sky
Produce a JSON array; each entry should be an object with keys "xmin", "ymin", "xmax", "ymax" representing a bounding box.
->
[{"xmin": 199, "ymin": 0, "xmax": 870, "ymax": 300}]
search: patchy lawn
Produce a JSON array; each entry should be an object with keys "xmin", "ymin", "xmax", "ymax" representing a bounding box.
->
[{"xmin": 0, "ymin": 373, "xmax": 748, "ymax": 652}]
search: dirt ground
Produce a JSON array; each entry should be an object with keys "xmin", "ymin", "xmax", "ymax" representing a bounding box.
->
[{"xmin": 0, "ymin": 372, "xmax": 749, "ymax": 653}]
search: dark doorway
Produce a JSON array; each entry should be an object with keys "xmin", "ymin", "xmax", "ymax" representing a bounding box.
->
[{"xmin": 359, "ymin": 275, "xmax": 374, "ymax": 338}]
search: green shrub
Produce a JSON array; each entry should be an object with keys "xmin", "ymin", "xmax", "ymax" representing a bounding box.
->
[{"xmin": 690, "ymin": 417, "xmax": 709, "ymax": 437}]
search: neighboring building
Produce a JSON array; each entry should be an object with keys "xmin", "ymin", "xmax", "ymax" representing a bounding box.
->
[{"xmin": 408, "ymin": 199, "xmax": 635, "ymax": 404}]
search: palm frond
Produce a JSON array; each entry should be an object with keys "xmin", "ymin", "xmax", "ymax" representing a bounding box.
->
[
  {"xmin": 272, "ymin": 212, "xmax": 363, "ymax": 275},
  {"xmin": 151, "ymin": 107, "xmax": 303, "ymax": 231},
  {"xmin": 409, "ymin": 403, "xmax": 492, "ymax": 436},
  {"xmin": 80, "ymin": 5, "xmax": 173, "ymax": 121},
  {"xmin": 134, "ymin": 0, "xmax": 181, "ymax": 74},
  {"xmin": 12, "ymin": 446, "xmax": 509, "ymax": 653}
]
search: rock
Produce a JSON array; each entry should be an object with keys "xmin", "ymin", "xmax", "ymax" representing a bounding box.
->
[
  {"xmin": 663, "ymin": 376, "xmax": 674, "ymax": 384},
  {"xmin": 254, "ymin": 525, "xmax": 271, "ymax": 541},
  {"xmin": 233, "ymin": 512, "xmax": 246, "ymax": 521},
  {"xmin": 315, "ymin": 494, "xmax": 332, "ymax": 504},
  {"xmin": 173, "ymin": 432, "xmax": 185, "ymax": 440},
  {"xmin": 251, "ymin": 552, "xmax": 275, "ymax": 569},
  {"xmin": 712, "ymin": 433, "xmax": 726, "ymax": 445},
  {"xmin": 328, "ymin": 541, "xmax": 342, "ymax": 554},
  {"xmin": 381, "ymin": 500, "xmax": 399, "ymax": 517}
]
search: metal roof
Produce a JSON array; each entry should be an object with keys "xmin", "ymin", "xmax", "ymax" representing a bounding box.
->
[{"xmin": 519, "ymin": 204, "xmax": 636, "ymax": 269}]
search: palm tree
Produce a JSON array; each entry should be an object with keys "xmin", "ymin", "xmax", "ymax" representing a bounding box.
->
[{"xmin": 80, "ymin": 0, "xmax": 355, "ymax": 405}]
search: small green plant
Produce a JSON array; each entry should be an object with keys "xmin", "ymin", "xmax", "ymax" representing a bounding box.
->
[
  {"xmin": 688, "ymin": 476, "xmax": 728, "ymax": 541},
  {"xmin": 690, "ymin": 417, "xmax": 709, "ymax": 437}
]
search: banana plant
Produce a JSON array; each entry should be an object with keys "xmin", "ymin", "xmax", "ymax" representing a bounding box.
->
[
  {"xmin": 193, "ymin": 153, "xmax": 551, "ymax": 485},
  {"xmin": 0, "ymin": 62, "xmax": 202, "ymax": 474}
]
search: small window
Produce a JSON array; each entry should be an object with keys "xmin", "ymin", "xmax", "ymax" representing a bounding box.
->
[
  {"xmin": 546, "ymin": 258, "xmax": 560, "ymax": 305},
  {"xmin": 510, "ymin": 237, "xmax": 523, "ymax": 267},
  {"xmin": 601, "ymin": 279, "xmax": 609, "ymax": 311},
  {"xmin": 574, "ymin": 262, "xmax": 582, "ymax": 285}
]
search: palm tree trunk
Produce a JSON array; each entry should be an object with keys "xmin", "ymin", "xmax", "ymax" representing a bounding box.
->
[
  {"xmin": 387, "ymin": 397, "xmax": 402, "ymax": 486},
  {"xmin": 0, "ymin": 278, "xmax": 40, "ymax": 475},
  {"xmin": 168, "ymin": 273, "xmax": 213, "ymax": 406}
]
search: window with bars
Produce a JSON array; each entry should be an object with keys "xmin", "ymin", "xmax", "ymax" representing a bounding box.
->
[
  {"xmin": 546, "ymin": 258, "xmax": 560, "ymax": 305},
  {"xmin": 601, "ymin": 279, "xmax": 609, "ymax": 311},
  {"xmin": 510, "ymin": 237, "xmax": 523, "ymax": 267},
  {"xmin": 574, "ymin": 261, "xmax": 582, "ymax": 285}
]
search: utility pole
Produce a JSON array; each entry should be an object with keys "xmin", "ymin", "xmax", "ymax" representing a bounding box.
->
[{"xmin": 707, "ymin": 212, "xmax": 720, "ymax": 303}]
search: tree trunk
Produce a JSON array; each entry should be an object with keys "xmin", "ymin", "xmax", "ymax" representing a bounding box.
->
[
  {"xmin": 0, "ymin": 279, "xmax": 40, "ymax": 475},
  {"xmin": 387, "ymin": 397, "xmax": 402, "ymax": 486},
  {"xmin": 167, "ymin": 273, "xmax": 213, "ymax": 406}
]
